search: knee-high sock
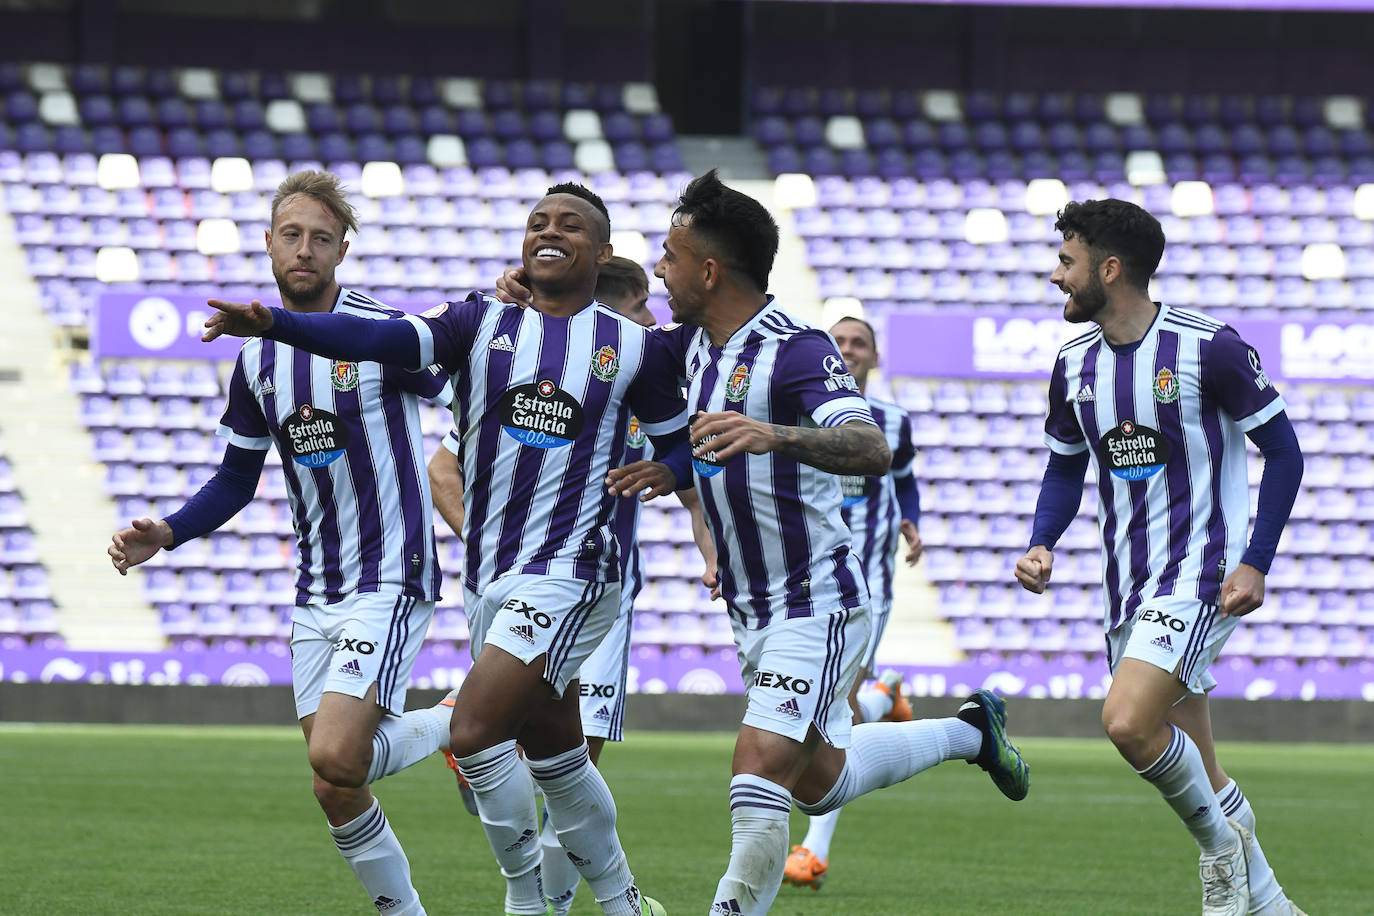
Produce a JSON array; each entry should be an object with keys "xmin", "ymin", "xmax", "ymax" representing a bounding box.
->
[
  {"xmin": 1217, "ymin": 778, "xmax": 1284, "ymax": 911},
  {"xmin": 855, "ymin": 686, "xmax": 893, "ymax": 723},
  {"xmin": 798, "ymin": 809, "xmax": 841, "ymax": 863},
  {"xmin": 711, "ymin": 775, "xmax": 792, "ymax": 916},
  {"xmin": 528, "ymin": 742, "xmax": 642, "ymax": 916},
  {"xmin": 456, "ymin": 741, "xmax": 545, "ymax": 916},
  {"xmin": 539, "ymin": 804, "xmax": 580, "ymax": 916},
  {"xmin": 329, "ymin": 798, "xmax": 425, "ymax": 916},
  {"xmin": 795, "ymin": 718, "xmax": 976, "ymax": 816},
  {"xmin": 366, "ymin": 706, "xmax": 451, "ymax": 784},
  {"xmin": 1136, "ymin": 724, "xmax": 1231, "ymax": 854}
]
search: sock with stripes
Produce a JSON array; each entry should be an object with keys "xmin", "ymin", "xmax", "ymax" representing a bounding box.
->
[
  {"xmin": 1217, "ymin": 778, "xmax": 1284, "ymax": 911},
  {"xmin": 456, "ymin": 740, "xmax": 546, "ymax": 916},
  {"xmin": 527, "ymin": 742, "xmax": 640, "ymax": 916},
  {"xmin": 795, "ymin": 719, "xmax": 976, "ymax": 816},
  {"xmin": 710, "ymin": 774, "xmax": 792, "ymax": 916},
  {"xmin": 328, "ymin": 798, "xmax": 425, "ymax": 916},
  {"xmin": 1136, "ymin": 724, "xmax": 1232, "ymax": 854},
  {"xmin": 365, "ymin": 705, "xmax": 451, "ymax": 784}
]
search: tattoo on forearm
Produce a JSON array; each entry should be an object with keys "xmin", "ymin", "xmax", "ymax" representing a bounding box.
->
[{"xmin": 771, "ymin": 421, "xmax": 891, "ymax": 475}]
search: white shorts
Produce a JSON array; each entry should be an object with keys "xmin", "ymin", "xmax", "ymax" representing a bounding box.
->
[
  {"xmin": 577, "ymin": 587, "xmax": 634, "ymax": 741},
  {"xmin": 734, "ymin": 606, "xmax": 871, "ymax": 748},
  {"xmin": 464, "ymin": 573, "xmax": 620, "ymax": 699},
  {"xmin": 861, "ymin": 599, "xmax": 893, "ymax": 672},
  {"xmin": 290, "ymin": 591, "xmax": 434, "ymax": 719},
  {"xmin": 1106, "ymin": 596, "xmax": 1237, "ymax": 696}
]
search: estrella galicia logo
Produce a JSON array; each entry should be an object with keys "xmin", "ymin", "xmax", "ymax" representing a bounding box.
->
[
  {"xmin": 625, "ymin": 415, "xmax": 647, "ymax": 449},
  {"xmin": 689, "ymin": 411, "xmax": 724, "ymax": 478},
  {"xmin": 283, "ymin": 404, "xmax": 350, "ymax": 467},
  {"xmin": 1098, "ymin": 420, "xmax": 1170, "ymax": 481},
  {"xmin": 498, "ymin": 379, "xmax": 585, "ymax": 448},
  {"xmin": 839, "ymin": 474, "xmax": 873, "ymax": 508}
]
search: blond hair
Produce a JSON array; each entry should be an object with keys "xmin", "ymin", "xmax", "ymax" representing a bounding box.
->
[{"xmin": 271, "ymin": 170, "xmax": 359, "ymax": 239}]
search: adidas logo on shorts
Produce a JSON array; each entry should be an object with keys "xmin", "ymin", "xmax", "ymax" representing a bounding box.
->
[
  {"xmin": 1150, "ymin": 634, "xmax": 1174, "ymax": 651},
  {"xmin": 509, "ymin": 624, "xmax": 535, "ymax": 644},
  {"xmin": 338, "ymin": 658, "xmax": 363, "ymax": 677},
  {"xmin": 594, "ymin": 704, "xmax": 611, "ymax": 721},
  {"xmin": 775, "ymin": 697, "xmax": 802, "ymax": 719}
]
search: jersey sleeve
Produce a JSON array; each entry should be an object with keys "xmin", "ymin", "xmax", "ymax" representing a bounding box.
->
[
  {"xmin": 649, "ymin": 322, "xmax": 694, "ymax": 382},
  {"xmin": 441, "ymin": 427, "xmax": 460, "ymax": 455},
  {"xmin": 890, "ymin": 409, "xmax": 916, "ymax": 479},
  {"xmin": 216, "ymin": 351, "xmax": 272, "ymax": 450},
  {"xmin": 1201, "ymin": 326, "xmax": 1286, "ymax": 432},
  {"xmin": 386, "ymin": 362, "xmax": 452, "ymax": 406},
  {"xmin": 627, "ymin": 329, "xmax": 690, "ymax": 435},
  {"xmin": 776, "ymin": 330, "xmax": 875, "ymax": 428},
  {"xmin": 1043, "ymin": 355, "xmax": 1088, "ymax": 455},
  {"xmin": 404, "ymin": 291, "xmax": 487, "ymax": 373}
]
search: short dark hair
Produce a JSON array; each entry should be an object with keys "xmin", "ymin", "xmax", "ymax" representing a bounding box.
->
[
  {"xmin": 595, "ymin": 255, "xmax": 648, "ymax": 303},
  {"xmin": 1054, "ymin": 199, "xmax": 1165, "ymax": 290},
  {"xmin": 544, "ymin": 181, "xmax": 611, "ymax": 242},
  {"xmin": 671, "ymin": 169, "xmax": 779, "ymax": 293},
  {"xmin": 830, "ymin": 316, "xmax": 877, "ymax": 349}
]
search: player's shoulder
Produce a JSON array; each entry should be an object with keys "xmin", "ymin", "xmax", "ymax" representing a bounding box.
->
[
  {"xmin": 1158, "ymin": 303, "xmax": 1228, "ymax": 340},
  {"xmin": 755, "ymin": 301, "xmax": 818, "ymax": 343},
  {"xmin": 866, "ymin": 394, "xmax": 908, "ymax": 418},
  {"xmin": 337, "ymin": 287, "xmax": 403, "ymax": 319},
  {"xmin": 1055, "ymin": 324, "xmax": 1103, "ymax": 360}
]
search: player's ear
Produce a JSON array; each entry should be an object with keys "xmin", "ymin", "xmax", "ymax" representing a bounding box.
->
[
  {"xmin": 337, "ymin": 238, "xmax": 350, "ymax": 263},
  {"xmin": 264, "ymin": 229, "xmax": 272, "ymax": 253},
  {"xmin": 596, "ymin": 242, "xmax": 613, "ymax": 266},
  {"xmin": 1100, "ymin": 254, "xmax": 1123, "ymax": 286},
  {"xmin": 702, "ymin": 257, "xmax": 721, "ymax": 290}
]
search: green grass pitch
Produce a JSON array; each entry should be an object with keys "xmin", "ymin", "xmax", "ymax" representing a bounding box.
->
[{"xmin": 2, "ymin": 725, "xmax": 1369, "ymax": 914}]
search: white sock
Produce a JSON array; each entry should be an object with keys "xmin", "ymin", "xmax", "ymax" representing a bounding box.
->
[
  {"xmin": 711, "ymin": 774, "xmax": 792, "ymax": 916},
  {"xmin": 456, "ymin": 740, "xmax": 545, "ymax": 915},
  {"xmin": 527, "ymin": 742, "xmax": 639, "ymax": 916},
  {"xmin": 540, "ymin": 804, "xmax": 579, "ymax": 916},
  {"xmin": 1217, "ymin": 779, "xmax": 1284, "ymax": 912},
  {"xmin": 366, "ymin": 705, "xmax": 451, "ymax": 784},
  {"xmin": 1136, "ymin": 724, "xmax": 1231, "ymax": 853},
  {"xmin": 796, "ymin": 719, "xmax": 974, "ymax": 815},
  {"xmin": 328, "ymin": 798, "xmax": 426, "ymax": 916},
  {"xmin": 798, "ymin": 809, "xmax": 841, "ymax": 862},
  {"xmin": 855, "ymin": 686, "xmax": 893, "ymax": 723}
]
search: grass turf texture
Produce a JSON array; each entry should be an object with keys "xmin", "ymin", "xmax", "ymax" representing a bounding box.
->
[{"xmin": 2, "ymin": 725, "xmax": 1369, "ymax": 914}]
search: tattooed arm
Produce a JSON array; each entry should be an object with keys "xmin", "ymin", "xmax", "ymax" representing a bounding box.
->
[{"xmin": 690, "ymin": 413, "xmax": 890, "ymax": 476}]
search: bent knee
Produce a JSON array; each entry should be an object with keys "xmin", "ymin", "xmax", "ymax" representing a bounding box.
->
[{"xmin": 309, "ymin": 746, "xmax": 370, "ymax": 788}]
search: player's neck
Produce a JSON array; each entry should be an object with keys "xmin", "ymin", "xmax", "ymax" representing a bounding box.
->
[
  {"xmin": 529, "ymin": 284, "xmax": 596, "ymax": 318},
  {"xmin": 281, "ymin": 283, "xmax": 341, "ymax": 314},
  {"xmin": 704, "ymin": 292, "xmax": 769, "ymax": 347},
  {"xmin": 1096, "ymin": 295, "xmax": 1159, "ymax": 347}
]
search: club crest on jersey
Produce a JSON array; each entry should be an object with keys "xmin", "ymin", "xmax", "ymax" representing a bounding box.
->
[
  {"xmin": 1152, "ymin": 367, "xmax": 1179, "ymax": 403},
  {"xmin": 1098, "ymin": 419, "xmax": 1171, "ymax": 481},
  {"xmin": 626, "ymin": 416, "xmax": 647, "ymax": 449},
  {"xmin": 724, "ymin": 362, "xmax": 751, "ymax": 402},
  {"xmin": 331, "ymin": 360, "xmax": 359, "ymax": 392},
  {"xmin": 591, "ymin": 345, "xmax": 620, "ymax": 382},
  {"xmin": 498, "ymin": 379, "xmax": 585, "ymax": 448},
  {"xmin": 839, "ymin": 474, "xmax": 873, "ymax": 508},
  {"xmin": 689, "ymin": 411, "xmax": 725, "ymax": 478},
  {"xmin": 282, "ymin": 404, "xmax": 350, "ymax": 467}
]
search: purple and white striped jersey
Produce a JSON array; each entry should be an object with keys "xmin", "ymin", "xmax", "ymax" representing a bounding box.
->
[
  {"xmin": 659, "ymin": 300, "xmax": 876, "ymax": 630},
  {"xmin": 218, "ymin": 288, "xmax": 446, "ymax": 605},
  {"xmin": 1043, "ymin": 303, "xmax": 1285, "ymax": 629},
  {"xmin": 410, "ymin": 292, "xmax": 687, "ymax": 593},
  {"xmin": 443, "ymin": 417, "xmax": 650, "ymax": 606},
  {"xmin": 839, "ymin": 396, "xmax": 915, "ymax": 608}
]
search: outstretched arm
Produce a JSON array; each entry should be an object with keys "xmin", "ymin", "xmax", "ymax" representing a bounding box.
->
[{"xmin": 204, "ymin": 299, "xmax": 427, "ymax": 369}]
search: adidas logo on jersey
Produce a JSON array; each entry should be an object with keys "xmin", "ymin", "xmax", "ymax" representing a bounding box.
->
[
  {"xmin": 1075, "ymin": 383, "xmax": 1095, "ymax": 403},
  {"xmin": 775, "ymin": 697, "xmax": 802, "ymax": 719},
  {"xmin": 488, "ymin": 333, "xmax": 516, "ymax": 352},
  {"xmin": 509, "ymin": 624, "xmax": 536, "ymax": 644},
  {"xmin": 338, "ymin": 658, "xmax": 364, "ymax": 677},
  {"xmin": 1150, "ymin": 634, "xmax": 1174, "ymax": 651},
  {"xmin": 594, "ymin": 704, "xmax": 611, "ymax": 721}
]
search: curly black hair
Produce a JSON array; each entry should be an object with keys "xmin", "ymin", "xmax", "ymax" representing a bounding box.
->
[{"xmin": 1055, "ymin": 198, "xmax": 1166, "ymax": 291}]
